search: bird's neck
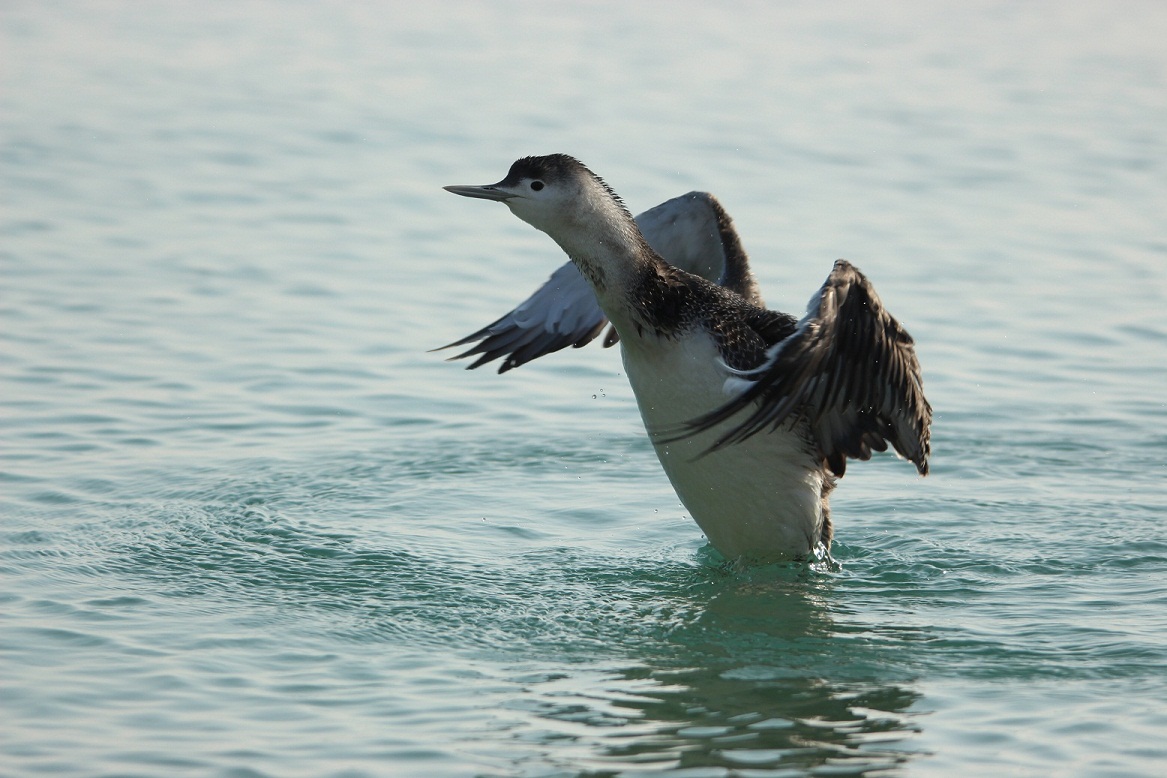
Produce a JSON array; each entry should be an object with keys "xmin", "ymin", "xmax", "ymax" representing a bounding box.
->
[{"xmin": 543, "ymin": 204, "xmax": 664, "ymax": 336}]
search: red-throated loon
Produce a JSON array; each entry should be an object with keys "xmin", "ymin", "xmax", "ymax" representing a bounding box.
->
[{"xmin": 442, "ymin": 154, "xmax": 931, "ymax": 563}]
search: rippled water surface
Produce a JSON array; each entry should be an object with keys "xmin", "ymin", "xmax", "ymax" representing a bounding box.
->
[{"xmin": 3, "ymin": 2, "xmax": 1166, "ymax": 776}]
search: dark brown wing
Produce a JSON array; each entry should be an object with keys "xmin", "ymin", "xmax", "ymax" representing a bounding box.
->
[{"xmin": 690, "ymin": 260, "xmax": 931, "ymax": 477}]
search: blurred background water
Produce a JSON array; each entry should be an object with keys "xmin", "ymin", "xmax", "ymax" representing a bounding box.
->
[{"xmin": 2, "ymin": 2, "xmax": 1165, "ymax": 776}]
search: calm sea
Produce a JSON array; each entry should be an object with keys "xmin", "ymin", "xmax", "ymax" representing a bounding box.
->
[{"xmin": 3, "ymin": 2, "xmax": 1165, "ymax": 776}]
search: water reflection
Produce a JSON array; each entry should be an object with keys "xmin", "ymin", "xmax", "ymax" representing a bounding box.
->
[
  {"xmin": 590, "ymin": 669, "xmax": 920, "ymax": 774},
  {"xmin": 513, "ymin": 567, "xmax": 925, "ymax": 775}
]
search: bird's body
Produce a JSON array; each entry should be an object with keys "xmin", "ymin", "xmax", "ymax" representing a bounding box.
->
[
  {"xmin": 443, "ymin": 154, "xmax": 931, "ymax": 563},
  {"xmin": 621, "ymin": 320, "xmax": 830, "ymax": 557}
]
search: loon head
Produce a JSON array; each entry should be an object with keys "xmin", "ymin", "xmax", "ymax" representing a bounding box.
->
[{"xmin": 444, "ymin": 154, "xmax": 633, "ymax": 238}]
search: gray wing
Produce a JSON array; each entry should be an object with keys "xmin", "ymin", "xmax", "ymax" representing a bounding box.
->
[
  {"xmin": 435, "ymin": 191, "xmax": 760, "ymax": 373},
  {"xmin": 636, "ymin": 191, "xmax": 762, "ymax": 305},
  {"xmin": 435, "ymin": 262, "xmax": 605, "ymax": 373},
  {"xmin": 689, "ymin": 260, "xmax": 931, "ymax": 477}
]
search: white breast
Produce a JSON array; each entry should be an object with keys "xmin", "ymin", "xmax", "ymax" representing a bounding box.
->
[{"xmin": 620, "ymin": 330, "xmax": 825, "ymax": 560}]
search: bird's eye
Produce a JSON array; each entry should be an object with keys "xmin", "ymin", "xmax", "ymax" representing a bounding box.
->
[{"xmin": 530, "ymin": 180, "xmax": 544, "ymax": 192}]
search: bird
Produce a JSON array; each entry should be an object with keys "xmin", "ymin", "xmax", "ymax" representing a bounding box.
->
[{"xmin": 442, "ymin": 154, "xmax": 931, "ymax": 563}]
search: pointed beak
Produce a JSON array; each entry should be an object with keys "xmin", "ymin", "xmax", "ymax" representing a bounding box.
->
[{"xmin": 443, "ymin": 183, "xmax": 514, "ymax": 202}]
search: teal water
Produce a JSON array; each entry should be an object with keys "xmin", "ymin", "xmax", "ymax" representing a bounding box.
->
[{"xmin": 3, "ymin": 2, "xmax": 1166, "ymax": 776}]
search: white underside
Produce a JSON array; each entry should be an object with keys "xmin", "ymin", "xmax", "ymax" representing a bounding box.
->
[{"xmin": 620, "ymin": 330, "xmax": 825, "ymax": 561}]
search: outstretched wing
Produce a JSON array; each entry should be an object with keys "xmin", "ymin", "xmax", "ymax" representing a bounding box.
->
[
  {"xmin": 635, "ymin": 191, "xmax": 762, "ymax": 306},
  {"xmin": 691, "ymin": 260, "xmax": 931, "ymax": 477},
  {"xmin": 434, "ymin": 261, "xmax": 605, "ymax": 373},
  {"xmin": 435, "ymin": 191, "xmax": 760, "ymax": 373}
]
